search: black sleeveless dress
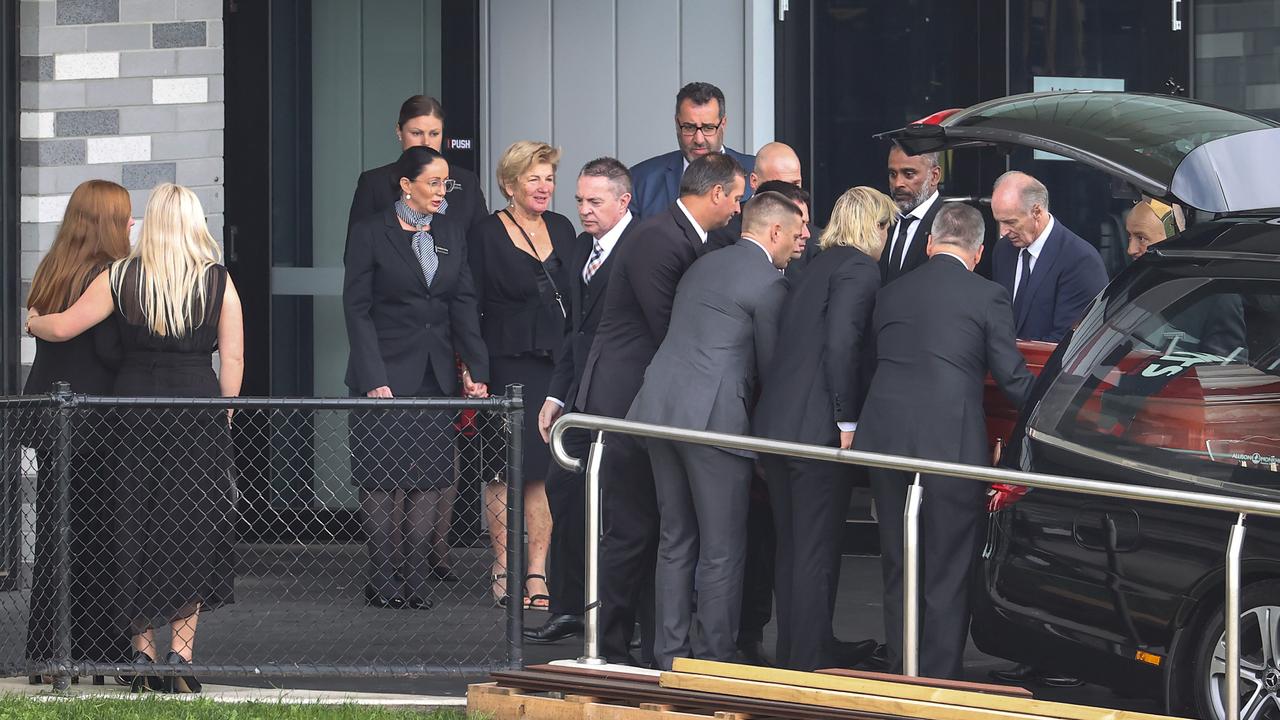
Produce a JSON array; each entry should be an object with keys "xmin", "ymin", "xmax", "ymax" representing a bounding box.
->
[{"xmin": 109, "ymin": 262, "xmax": 236, "ymax": 631}]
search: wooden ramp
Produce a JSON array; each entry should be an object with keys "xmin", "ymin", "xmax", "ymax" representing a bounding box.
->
[{"xmin": 468, "ymin": 658, "xmax": 1189, "ymax": 720}]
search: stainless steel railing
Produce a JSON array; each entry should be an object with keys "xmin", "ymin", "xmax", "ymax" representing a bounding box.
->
[{"xmin": 550, "ymin": 412, "xmax": 1280, "ymax": 720}]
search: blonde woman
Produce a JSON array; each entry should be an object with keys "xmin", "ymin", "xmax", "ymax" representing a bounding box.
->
[
  {"xmin": 468, "ymin": 141, "xmax": 575, "ymax": 610},
  {"xmin": 752, "ymin": 186, "xmax": 896, "ymax": 671},
  {"xmin": 27, "ymin": 183, "xmax": 244, "ymax": 694}
]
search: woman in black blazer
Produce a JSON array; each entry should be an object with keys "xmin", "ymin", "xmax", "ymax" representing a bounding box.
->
[
  {"xmin": 753, "ymin": 186, "xmax": 897, "ymax": 671},
  {"xmin": 24, "ymin": 180, "xmax": 133, "ymax": 682},
  {"xmin": 344, "ymin": 145, "xmax": 490, "ymax": 609},
  {"xmin": 469, "ymin": 141, "xmax": 577, "ymax": 610},
  {"xmin": 347, "ymin": 95, "xmax": 488, "ymax": 235}
]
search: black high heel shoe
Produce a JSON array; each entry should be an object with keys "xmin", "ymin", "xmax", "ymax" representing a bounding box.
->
[
  {"xmin": 128, "ymin": 651, "xmax": 163, "ymax": 693},
  {"xmin": 164, "ymin": 651, "xmax": 201, "ymax": 694}
]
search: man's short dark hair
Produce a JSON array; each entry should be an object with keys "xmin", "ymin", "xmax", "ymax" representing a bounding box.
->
[
  {"xmin": 742, "ymin": 190, "xmax": 802, "ymax": 232},
  {"xmin": 931, "ymin": 202, "xmax": 986, "ymax": 252},
  {"xmin": 675, "ymin": 81, "xmax": 726, "ymax": 119},
  {"xmin": 579, "ymin": 156, "xmax": 633, "ymax": 197},
  {"xmin": 679, "ymin": 153, "xmax": 744, "ymax": 198},
  {"xmin": 755, "ymin": 180, "xmax": 809, "ymax": 211}
]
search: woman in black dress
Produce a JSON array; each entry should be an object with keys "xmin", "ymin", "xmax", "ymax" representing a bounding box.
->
[
  {"xmin": 24, "ymin": 180, "xmax": 133, "ymax": 682},
  {"xmin": 346, "ymin": 95, "xmax": 491, "ymax": 583},
  {"xmin": 469, "ymin": 141, "xmax": 576, "ymax": 610},
  {"xmin": 28, "ymin": 183, "xmax": 244, "ymax": 694},
  {"xmin": 344, "ymin": 146, "xmax": 490, "ymax": 609}
]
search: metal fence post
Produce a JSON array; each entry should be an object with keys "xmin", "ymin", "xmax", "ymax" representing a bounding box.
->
[
  {"xmin": 903, "ymin": 472, "xmax": 923, "ymax": 678},
  {"xmin": 1226, "ymin": 513, "xmax": 1247, "ymax": 720},
  {"xmin": 51, "ymin": 381, "xmax": 74, "ymax": 690},
  {"xmin": 505, "ymin": 384, "xmax": 525, "ymax": 670},
  {"xmin": 578, "ymin": 431, "xmax": 607, "ymax": 665}
]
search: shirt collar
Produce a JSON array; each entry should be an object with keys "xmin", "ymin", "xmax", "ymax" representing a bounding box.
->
[
  {"xmin": 1025, "ymin": 215, "xmax": 1055, "ymax": 259},
  {"xmin": 594, "ymin": 210, "xmax": 632, "ymax": 252},
  {"xmin": 935, "ymin": 250, "xmax": 971, "ymax": 269},
  {"xmin": 906, "ymin": 190, "xmax": 940, "ymax": 221},
  {"xmin": 740, "ymin": 235, "xmax": 774, "ymax": 264},
  {"xmin": 676, "ymin": 199, "xmax": 709, "ymax": 243}
]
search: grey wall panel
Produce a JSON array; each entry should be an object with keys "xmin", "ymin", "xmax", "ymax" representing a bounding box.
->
[
  {"xmin": 616, "ymin": 0, "xmax": 681, "ymax": 167},
  {"xmin": 680, "ymin": 0, "xmax": 746, "ymax": 153},
  {"xmin": 550, "ymin": 0, "xmax": 617, "ymax": 215},
  {"xmin": 485, "ymin": 0, "xmax": 554, "ymax": 207}
]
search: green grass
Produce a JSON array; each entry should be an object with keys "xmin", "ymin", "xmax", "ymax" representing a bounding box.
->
[{"xmin": 0, "ymin": 696, "xmax": 474, "ymax": 720}]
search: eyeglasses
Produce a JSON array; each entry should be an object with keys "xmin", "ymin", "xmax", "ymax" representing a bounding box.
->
[
  {"xmin": 420, "ymin": 178, "xmax": 460, "ymax": 193},
  {"xmin": 677, "ymin": 119, "xmax": 724, "ymax": 137}
]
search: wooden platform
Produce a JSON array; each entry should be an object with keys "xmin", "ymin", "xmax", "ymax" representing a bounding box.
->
[{"xmin": 468, "ymin": 659, "xmax": 1188, "ymax": 720}]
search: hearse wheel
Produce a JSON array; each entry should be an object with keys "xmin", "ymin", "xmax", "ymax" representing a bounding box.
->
[{"xmin": 1193, "ymin": 580, "xmax": 1280, "ymax": 720}]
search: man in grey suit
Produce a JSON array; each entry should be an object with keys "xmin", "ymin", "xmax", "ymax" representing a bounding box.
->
[
  {"xmin": 855, "ymin": 202, "xmax": 1033, "ymax": 680},
  {"xmin": 627, "ymin": 191, "xmax": 802, "ymax": 670}
]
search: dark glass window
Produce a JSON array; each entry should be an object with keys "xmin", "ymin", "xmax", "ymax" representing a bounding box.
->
[{"xmin": 1033, "ymin": 275, "xmax": 1280, "ymax": 495}]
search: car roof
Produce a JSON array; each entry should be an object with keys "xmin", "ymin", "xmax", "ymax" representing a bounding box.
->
[{"xmin": 879, "ymin": 92, "xmax": 1280, "ymax": 214}]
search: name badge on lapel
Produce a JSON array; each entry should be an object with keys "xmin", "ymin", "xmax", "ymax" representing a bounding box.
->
[{"xmin": 434, "ymin": 245, "xmax": 449, "ymax": 255}]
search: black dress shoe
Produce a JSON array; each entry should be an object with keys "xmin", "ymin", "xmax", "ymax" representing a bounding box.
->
[
  {"xmin": 430, "ymin": 565, "xmax": 459, "ymax": 582},
  {"xmin": 828, "ymin": 638, "xmax": 879, "ymax": 668},
  {"xmin": 523, "ymin": 614, "xmax": 584, "ymax": 644},
  {"xmin": 365, "ymin": 592, "xmax": 407, "ymax": 609},
  {"xmin": 735, "ymin": 639, "xmax": 774, "ymax": 667},
  {"xmin": 989, "ymin": 663, "xmax": 1082, "ymax": 688},
  {"xmin": 858, "ymin": 642, "xmax": 891, "ymax": 671},
  {"xmin": 405, "ymin": 595, "xmax": 433, "ymax": 609}
]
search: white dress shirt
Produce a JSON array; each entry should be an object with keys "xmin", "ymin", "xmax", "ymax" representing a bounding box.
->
[
  {"xmin": 586, "ymin": 210, "xmax": 632, "ymax": 273},
  {"xmin": 1013, "ymin": 215, "xmax": 1055, "ymax": 298},
  {"xmin": 890, "ymin": 190, "xmax": 940, "ymax": 268},
  {"xmin": 676, "ymin": 199, "xmax": 709, "ymax": 243},
  {"xmin": 740, "ymin": 236, "xmax": 773, "ymax": 263}
]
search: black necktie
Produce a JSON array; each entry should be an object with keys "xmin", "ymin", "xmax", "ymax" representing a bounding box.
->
[
  {"xmin": 1013, "ymin": 248, "xmax": 1033, "ymax": 313},
  {"xmin": 887, "ymin": 215, "xmax": 910, "ymax": 278}
]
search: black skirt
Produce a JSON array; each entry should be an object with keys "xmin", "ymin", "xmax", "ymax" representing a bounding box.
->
[
  {"xmin": 485, "ymin": 353, "xmax": 554, "ymax": 483},
  {"xmin": 348, "ymin": 364, "xmax": 457, "ymax": 491}
]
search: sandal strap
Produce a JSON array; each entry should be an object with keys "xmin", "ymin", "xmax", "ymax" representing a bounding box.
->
[{"xmin": 525, "ymin": 573, "xmax": 547, "ymax": 582}]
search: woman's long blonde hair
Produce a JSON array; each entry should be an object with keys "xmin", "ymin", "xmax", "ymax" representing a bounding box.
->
[
  {"xmin": 111, "ymin": 183, "xmax": 222, "ymax": 337},
  {"xmin": 819, "ymin": 186, "xmax": 898, "ymax": 258}
]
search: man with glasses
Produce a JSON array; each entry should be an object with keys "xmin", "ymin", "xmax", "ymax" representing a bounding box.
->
[{"xmin": 630, "ymin": 82, "xmax": 756, "ymax": 218}]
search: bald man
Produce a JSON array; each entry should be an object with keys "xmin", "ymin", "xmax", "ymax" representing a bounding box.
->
[
  {"xmin": 711, "ymin": 142, "xmax": 818, "ymax": 280},
  {"xmin": 1126, "ymin": 197, "xmax": 1182, "ymax": 261},
  {"xmin": 990, "ymin": 171, "xmax": 1107, "ymax": 342}
]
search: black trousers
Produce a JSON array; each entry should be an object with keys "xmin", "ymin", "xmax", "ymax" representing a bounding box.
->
[
  {"xmin": 597, "ymin": 432, "xmax": 658, "ymax": 665},
  {"xmin": 763, "ymin": 455, "xmax": 855, "ymax": 670},
  {"xmin": 737, "ymin": 470, "xmax": 775, "ymax": 645},
  {"xmin": 871, "ymin": 468, "xmax": 986, "ymax": 680},
  {"xmin": 545, "ymin": 427, "xmax": 588, "ymax": 616}
]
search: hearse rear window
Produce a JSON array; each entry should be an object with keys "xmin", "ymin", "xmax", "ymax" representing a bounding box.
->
[{"xmin": 1033, "ymin": 278, "xmax": 1280, "ymax": 493}]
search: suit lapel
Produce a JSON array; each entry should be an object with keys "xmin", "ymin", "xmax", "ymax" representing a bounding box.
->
[
  {"xmin": 663, "ymin": 153, "xmax": 682, "ymax": 211},
  {"xmin": 1015, "ymin": 222, "xmax": 1063, "ymax": 331},
  {"xmin": 905, "ymin": 199, "xmax": 942, "ymax": 270},
  {"xmin": 581, "ymin": 220, "xmax": 634, "ymax": 320},
  {"xmin": 383, "ymin": 210, "xmax": 429, "ymax": 290},
  {"xmin": 669, "ymin": 203, "xmax": 705, "ymax": 251},
  {"xmin": 429, "ymin": 214, "xmax": 463, "ymax": 295}
]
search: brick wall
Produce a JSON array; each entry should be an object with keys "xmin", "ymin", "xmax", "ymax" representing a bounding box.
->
[{"xmin": 16, "ymin": 0, "xmax": 224, "ymax": 389}]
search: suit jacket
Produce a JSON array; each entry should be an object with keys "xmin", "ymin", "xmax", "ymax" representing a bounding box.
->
[
  {"xmin": 547, "ymin": 220, "xmax": 637, "ymax": 410},
  {"xmin": 346, "ymin": 161, "xmax": 488, "ymax": 241},
  {"xmin": 627, "ymin": 239, "xmax": 787, "ymax": 456},
  {"xmin": 854, "ymin": 254, "xmax": 1032, "ymax": 466},
  {"xmin": 576, "ymin": 203, "xmax": 710, "ymax": 418},
  {"xmin": 754, "ymin": 245, "xmax": 880, "ymax": 447},
  {"xmin": 630, "ymin": 147, "xmax": 756, "ymax": 219},
  {"xmin": 343, "ymin": 207, "xmax": 489, "ymax": 396},
  {"xmin": 879, "ymin": 195, "xmax": 943, "ymax": 284},
  {"xmin": 991, "ymin": 218, "xmax": 1107, "ymax": 342}
]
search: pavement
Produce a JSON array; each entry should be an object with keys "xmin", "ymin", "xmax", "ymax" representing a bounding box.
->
[{"xmin": 0, "ymin": 544, "xmax": 1167, "ymax": 713}]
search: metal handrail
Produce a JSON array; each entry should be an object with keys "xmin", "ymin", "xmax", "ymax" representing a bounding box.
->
[{"xmin": 550, "ymin": 412, "xmax": 1280, "ymax": 720}]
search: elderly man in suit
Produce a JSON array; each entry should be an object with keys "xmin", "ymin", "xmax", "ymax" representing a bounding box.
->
[
  {"xmin": 628, "ymin": 191, "xmax": 801, "ymax": 670},
  {"xmin": 855, "ymin": 202, "xmax": 1033, "ymax": 680},
  {"xmin": 576, "ymin": 153, "xmax": 746, "ymax": 665},
  {"xmin": 630, "ymin": 82, "xmax": 756, "ymax": 218},
  {"xmin": 881, "ymin": 144, "xmax": 944, "ymax": 284},
  {"xmin": 525, "ymin": 157, "xmax": 638, "ymax": 645},
  {"xmin": 990, "ymin": 171, "xmax": 1107, "ymax": 342}
]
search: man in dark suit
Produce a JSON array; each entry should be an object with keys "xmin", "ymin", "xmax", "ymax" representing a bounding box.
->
[
  {"xmin": 710, "ymin": 142, "xmax": 818, "ymax": 280},
  {"xmin": 990, "ymin": 171, "xmax": 1107, "ymax": 342},
  {"xmin": 575, "ymin": 153, "xmax": 747, "ymax": 665},
  {"xmin": 630, "ymin": 82, "xmax": 756, "ymax": 219},
  {"xmin": 881, "ymin": 144, "xmax": 943, "ymax": 284},
  {"xmin": 524, "ymin": 158, "xmax": 637, "ymax": 645},
  {"xmin": 628, "ymin": 191, "xmax": 800, "ymax": 670},
  {"xmin": 855, "ymin": 202, "xmax": 1033, "ymax": 680}
]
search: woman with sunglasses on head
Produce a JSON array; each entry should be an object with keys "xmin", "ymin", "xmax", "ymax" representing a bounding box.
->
[
  {"xmin": 24, "ymin": 180, "xmax": 134, "ymax": 685},
  {"xmin": 468, "ymin": 141, "xmax": 576, "ymax": 610},
  {"xmin": 344, "ymin": 145, "xmax": 490, "ymax": 611},
  {"xmin": 27, "ymin": 183, "xmax": 244, "ymax": 694}
]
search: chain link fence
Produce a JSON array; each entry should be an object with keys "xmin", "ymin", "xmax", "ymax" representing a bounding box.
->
[{"xmin": 0, "ymin": 384, "xmax": 526, "ymax": 687}]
